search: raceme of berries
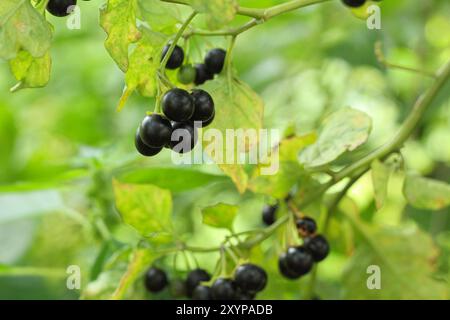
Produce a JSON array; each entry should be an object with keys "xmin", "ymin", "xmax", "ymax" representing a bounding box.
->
[
  {"xmin": 145, "ymin": 267, "xmax": 168, "ymax": 293},
  {"xmin": 296, "ymin": 216, "xmax": 317, "ymax": 238},
  {"xmin": 234, "ymin": 263, "xmax": 267, "ymax": 293},
  {"xmin": 162, "ymin": 88, "xmax": 195, "ymax": 122},
  {"xmin": 262, "ymin": 204, "xmax": 278, "ymax": 226},
  {"xmin": 134, "ymin": 128, "xmax": 163, "ymax": 157},
  {"xmin": 46, "ymin": 0, "xmax": 77, "ymax": 17},
  {"xmin": 205, "ymin": 48, "xmax": 227, "ymax": 74},
  {"xmin": 194, "ymin": 63, "xmax": 214, "ymax": 86},
  {"xmin": 190, "ymin": 89, "xmax": 215, "ymax": 123},
  {"xmin": 185, "ymin": 269, "xmax": 211, "ymax": 298},
  {"xmin": 139, "ymin": 114, "xmax": 173, "ymax": 148},
  {"xmin": 161, "ymin": 44, "xmax": 185, "ymax": 70},
  {"xmin": 211, "ymin": 278, "xmax": 236, "ymax": 300},
  {"xmin": 341, "ymin": 0, "xmax": 366, "ymax": 8},
  {"xmin": 304, "ymin": 235, "xmax": 330, "ymax": 262},
  {"xmin": 169, "ymin": 121, "xmax": 198, "ymax": 154}
]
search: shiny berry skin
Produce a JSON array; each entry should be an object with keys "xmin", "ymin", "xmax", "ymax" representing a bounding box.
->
[
  {"xmin": 161, "ymin": 45, "xmax": 184, "ymax": 70},
  {"xmin": 341, "ymin": 0, "xmax": 366, "ymax": 7},
  {"xmin": 296, "ymin": 216, "xmax": 317, "ymax": 237},
  {"xmin": 285, "ymin": 246, "xmax": 314, "ymax": 276},
  {"xmin": 194, "ymin": 64, "xmax": 214, "ymax": 85},
  {"xmin": 47, "ymin": 0, "xmax": 77, "ymax": 17},
  {"xmin": 135, "ymin": 128, "xmax": 162, "ymax": 157},
  {"xmin": 304, "ymin": 235, "xmax": 330, "ymax": 262},
  {"xmin": 262, "ymin": 204, "xmax": 278, "ymax": 226},
  {"xmin": 211, "ymin": 278, "xmax": 236, "ymax": 300},
  {"xmin": 234, "ymin": 263, "xmax": 267, "ymax": 293},
  {"xmin": 162, "ymin": 88, "xmax": 195, "ymax": 122},
  {"xmin": 205, "ymin": 48, "xmax": 226, "ymax": 74},
  {"xmin": 178, "ymin": 64, "xmax": 196, "ymax": 84},
  {"xmin": 235, "ymin": 289, "xmax": 256, "ymax": 300},
  {"xmin": 278, "ymin": 253, "xmax": 301, "ymax": 279},
  {"xmin": 186, "ymin": 269, "xmax": 211, "ymax": 297},
  {"xmin": 170, "ymin": 122, "xmax": 198, "ymax": 153},
  {"xmin": 190, "ymin": 89, "xmax": 215, "ymax": 122},
  {"xmin": 145, "ymin": 267, "xmax": 168, "ymax": 293},
  {"xmin": 139, "ymin": 114, "xmax": 173, "ymax": 148},
  {"xmin": 200, "ymin": 110, "xmax": 215, "ymax": 127},
  {"xmin": 192, "ymin": 285, "xmax": 212, "ymax": 300}
]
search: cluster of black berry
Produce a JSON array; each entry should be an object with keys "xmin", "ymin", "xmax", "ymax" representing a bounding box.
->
[
  {"xmin": 144, "ymin": 263, "xmax": 267, "ymax": 300},
  {"xmin": 163, "ymin": 45, "xmax": 226, "ymax": 86},
  {"xmin": 341, "ymin": 0, "xmax": 382, "ymax": 8}
]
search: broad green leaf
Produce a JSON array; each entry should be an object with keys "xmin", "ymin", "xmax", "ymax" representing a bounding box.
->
[
  {"xmin": 100, "ymin": 0, "xmax": 141, "ymax": 72},
  {"xmin": 0, "ymin": 0, "xmax": 52, "ymax": 59},
  {"xmin": 116, "ymin": 167, "xmax": 227, "ymax": 192},
  {"xmin": 299, "ymin": 107, "xmax": 372, "ymax": 168},
  {"xmin": 112, "ymin": 179, "xmax": 173, "ymax": 237},
  {"xmin": 342, "ymin": 217, "xmax": 448, "ymax": 299},
  {"xmin": 201, "ymin": 76, "xmax": 264, "ymax": 193},
  {"xmin": 371, "ymin": 159, "xmax": 391, "ymax": 209},
  {"xmin": 137, "ymin": 0, "xmax": 181, "ymax": 33},
  {"xmin": 403, "ymin": 174, "xmax": 450, "ymax": 210},
  {"xmin": 9, "ymin": 50, "xmax": 51, "ymax": 91},
  {"xmin": 201, "ymin": 202, "xmax": 238, "ymax": 231},
  {"xmin": 249, "ymin": 133, "xmax": 316, "ymax": 199},
  {"xmin": 188, "ymin": 0, "xmax": 238, "ymax": 30}
]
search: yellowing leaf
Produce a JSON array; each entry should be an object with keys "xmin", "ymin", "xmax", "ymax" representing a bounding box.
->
[
  {"xmin": 100, "ymin": 0, "xmax": 141, "ymax": 72},
  {"xmin": 201, "ymin": 203, "xmax": 238, "ymax": 231},
  {"xmin": 403, "ymin": 174, "xmax": 450, "ymax": 210},
  {"xmin": 9, "ymin": 50, "xmax": 51, "ymax": 91}
]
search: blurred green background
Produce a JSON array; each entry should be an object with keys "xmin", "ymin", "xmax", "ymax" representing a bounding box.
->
[{"xmin": 0, "ymin": 0, "xmax": 449, "ymax": 299}]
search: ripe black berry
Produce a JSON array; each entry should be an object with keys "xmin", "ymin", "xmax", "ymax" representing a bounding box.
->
[
  {"xmin": 170, "ymin": 122, "xmax": 198, "ymax": 153},
  {"xmin": 285, "ymin": 246, "xmax": 314, "ymax": 276},
  {"xmin": 278, "ymin": 253, "xmax": 301, "ymax": 279},
  {"xmin": 296, "ymin": 216, "xmax": 317, "ymax": 237},
  {"xmin": 194, "ymin": 64, "xmax": 214, "ymax": 85},
  {"xmin": 190, "ymin": 89, "xmax": 215, "ymax": 122},
  {"xmin": 192, "ymin": 285, "xmax": 212, "ymax": 300},
  {"xmin": 161, "ymin": 45, "xmax": 184, "ymax": 70},
  {"xmin": 135, "ymin": 128, "xmax": 162, "ymax": 157},
  {"xmin": 139, "ymin": 114, "xmax": 173, "ymax": 148},
  {"xmin": 186, "ymin": 269, "xmax": 211, "ymax": 297},
  {"xmin": 235, "ymin": 289, "xmax": 256, "ymax": 300},
  {"xmin": 205, "ymin": 48, "xmax": 226, "ymax": 74},
  {"xmin": 162, "ymin": 88, "xmax": 194, "ymax": 122},
  {"xmin": 201, "ymin": 110, "xmax": 215, "ymax": 127},
  {"xmin": 341, "ymin": 0, "xmax": 366, "ymax": 7},
  {"xmin": 262, "ymin": 204, "xmax": 278, "ymax": 226},
  {"xmin": 211, "ymin": 278, "xmax": 236, "ymax": 300},
  {"xmin": 234, "ymin": 263, "xmax": 267, "ymax": 293},
  {"xmin": 304, "ymin": 235, "xmax": 330, "ymax": 262},
  {"xmin": 145, "ymin": 267, "xmax": 168, "ymax": 293},
  {"xmin": 47, "ymin": 0, "xmax": 77, "ymax": 17},
  {"xmin": 178, "ymin": 65, "xmax": 196, "ymax": 84}
]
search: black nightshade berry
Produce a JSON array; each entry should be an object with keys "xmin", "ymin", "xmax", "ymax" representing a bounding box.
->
[
  {"xmin": 194, "ymin": 64, "xmax": 214, "ymax": 85},
  {"xmin": 201, "ymin": 110, "xmax": 215, "ymax": 127},
  {"xmin": 178, "ymin": 64, "xmax": 196, "ymax": 84},
  {"xmin": 161, "ymin": 45, "xmax": 184, "ymax": 70},
  {"xmin": 205, "ymin": 48, "xmax": 226, "ymax": 74},
  {"xmin": 235, "ymin": 289, "xmax": 256, "ymax": 300},
  {"xmin": 135, "ymin": 128, "xmax": 162, "ymax": 157},
  {"xmin": 190, "ymin": 89, "xmax": 215, "ymax": 122},
  {"xmin": 278, "ymin": 253, "xmax": 301, "ymax": 280},
  {"xmin": 170, "ymin": 121, "xmax": 198, "ymax": 153},
  {"xmin": 304, "ymin": 235, "xmax": 330, "ymax": 262},
  {"xmin": 262, "ymin": 204, "xmax": 278, "ymax": 226},
  {"xmin": 192, "ymin": 285, "xmax": 212, "ymax": 300},
  {"xmin": 145, "ymin": 267, "xmax": 168, "ymax": 293},
  {"xmin": 234, "ymin": 263, "xmax": 267, "ymax": 293},
  {"xmin": 162, "ymin": 88, "xmax": 195, "ymax": 122},
  {"xmin": 186, "ymin": 269, "xmax": 211, "ymax": 298},
  {"xmin": 211, "ymin": 278, "xmax": 236, "ymax": 300},
  {"xmin": 285, "ymin": 246, "xmax": 314, "ymax": 276},
  {"xmin": 47, "ymin": 0, "xmax": 77, "ymax": 17},
  {"xmin": 341, "ymin": 0, "xmax": 366, "ymax": 7},
  {"xmin": 296, "ymin": 216, "xmax": 317, "ymax": 237},
  {"xmin": 139, "ymin": 114, "xmax": 173, "ymax": 148}
]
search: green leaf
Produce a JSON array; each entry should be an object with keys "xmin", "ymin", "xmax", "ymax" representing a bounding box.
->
[
  {"xmin": 0, "ymin": 0, "xmax": 52, "ymax": 60},
  {"xmin": 201, "ymin": 202, "xmax": 238, "ymax": 231},
  {"xmin": 201, "ymin": 76, "xmax": 264, "ymax": 193},
  {"xmin": 9, "ymin": 50, "xmax": 51, "ymax": 91},
  {"xmin": 299, "ymin": 107, "xmax": 372, "ymax": 168},
  {"xmin": 403, "ymin": 174, "xmax": 450, "ymax": 210},
  {"xmin": 112, "ymin": 179, "xmax": 173, "ymax": 237},
  {"xmin": 116, "ymin": 167, "xmax": 227, "ymax": 192},
  {"xmin": 188, "ymin": 0, "xmax": 238, "ymax": 30},
  {"xmin": 137, "ymin": 0, "xmax": 181, "ymax": 33},
  {"xmin": 100, "ymin": 0, "xmax": 141, "ymax": 72},
  {"xmin": 371, "ymin": 159, "xmax": 391, "ymax": 209}
]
